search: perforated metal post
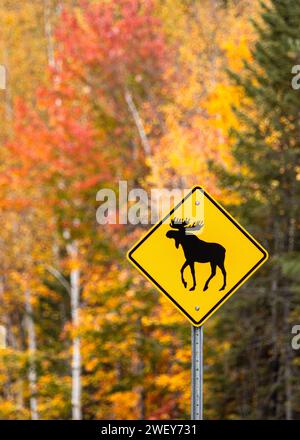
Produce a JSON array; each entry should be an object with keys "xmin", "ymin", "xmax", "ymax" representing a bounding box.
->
[{"xmin": 191, "ymin": 325, "xmax": 203, "ymax": 420}]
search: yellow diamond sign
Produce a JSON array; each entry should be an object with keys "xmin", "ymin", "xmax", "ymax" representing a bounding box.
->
[{"xmin": 127, "ymin": 186, "xmax": 268, "ymax": 326}]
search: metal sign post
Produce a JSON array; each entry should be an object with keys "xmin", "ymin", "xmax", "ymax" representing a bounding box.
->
[
  {"xmin": 128, "ymin": 186, "xmax": 268, "ymax": 419},
  {"xmin": 191, "ymin": 325, "xmax": 203, "ymax": 420}
]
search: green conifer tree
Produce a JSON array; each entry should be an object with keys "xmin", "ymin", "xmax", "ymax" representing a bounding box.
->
[{"xmin": 213, "ymin": 0, "xmax": 300, "ymax": 419}]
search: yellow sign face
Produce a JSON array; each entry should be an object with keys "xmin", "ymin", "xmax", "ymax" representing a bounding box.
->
[{"xmin": 127, "ymin": 186, "xmax": 268, "ymax": 326}]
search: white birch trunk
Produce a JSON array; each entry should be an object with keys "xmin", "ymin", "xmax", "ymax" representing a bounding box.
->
[
  {"xmin": 0, "ymin": 277, "xmax": 6, "ymax": 349},
  {"xmin": 0, "ymin": 277, "xmax": 26, "ymax": 411},
  {"xmin": 0, "ymin": 325, "xmax": 6, "ymax": 348},
  {"xmin": 24, "ymin": 289, "xmax": 39, "ymax": 420},
  {"xmin": 68, "ymin": 241, "xmax": 82, "ymax": 420},
  {"xmin": 3, "ymin": 46, "xmax": 12, "ymax": 121},
  {"xmin": 43, "ymin": 0, "xmax": 55, "ymax": 67}
]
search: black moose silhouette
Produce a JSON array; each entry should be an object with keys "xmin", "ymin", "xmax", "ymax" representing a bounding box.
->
[{"xmin": 166, "ymin": 218, "xmax": 226, "ymax": 292}]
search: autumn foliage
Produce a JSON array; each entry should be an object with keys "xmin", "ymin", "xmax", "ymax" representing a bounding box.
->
[{"xmin": 0, "ymin": 0, "xmax": 299, "ymax": 420}]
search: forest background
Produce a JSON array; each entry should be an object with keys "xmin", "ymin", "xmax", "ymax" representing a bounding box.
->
[{"xmin": 0, "ymin": 0, "xmax": 299, "ymax": 420}]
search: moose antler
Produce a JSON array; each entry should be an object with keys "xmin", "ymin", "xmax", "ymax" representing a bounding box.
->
[
  {"xmin": 185, "ymin": 220, "xmax": 204, "ymax": 234},
  {"xmin": 169, "ymin": 218, "xmax": 204, "ymax": 234},
  {"xmin": 170, "ymin": 217, "xmax": 190, "ymax": 229}
]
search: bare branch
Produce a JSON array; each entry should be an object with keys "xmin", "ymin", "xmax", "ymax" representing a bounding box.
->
[
  {"xmin": 46, "ymin": 265, "xmax": 71, "ymax": 294},
  {"xmin": 124, "ymin": 87, "xmax": 151, "ymax": 156}
]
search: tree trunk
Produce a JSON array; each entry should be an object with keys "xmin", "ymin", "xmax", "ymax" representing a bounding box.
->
[
  {"xmin": 134, "ymin": 318, "xmax": 146, "ymax": 419},
  {"xmin": 0, "ymin": 325, "xmax": 6, "ymax": 348},
  {"xmin": 68, "ymin": 241, "xmax": 82, "ymax": 420},
  {"xmin": 43, "ymin": 0, "xmax": 55, "ymax": 67},
  {"xmin": 282, "ymin": 194, "xmax": 296, "ymax": 420},
  {"xmin": 283, "ymin": 298, "xmax": 292, "ymax": 420},
  {"xmin": 0, "ymin": 277, "xmax": 6, "ymax": 348},
  {"xmin": 124, "ymin": 87, "xmax": 151, "ymax": 157},
  {"xmin": 3, "ymin": 46, "xmax": 12, "ymax": 122},
  {"xmin": 24, "ymin": 289, "xmax": 39, "ymax": 420}
]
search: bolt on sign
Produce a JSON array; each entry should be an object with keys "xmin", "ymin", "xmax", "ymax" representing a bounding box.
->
[{"xmin": 127, "ymin": 186, "xmax": 268, "ymax": 326}]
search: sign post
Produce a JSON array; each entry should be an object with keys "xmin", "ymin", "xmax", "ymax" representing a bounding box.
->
[{"xmin": 191, "ymin": 325, "xmax": 203, "ymax": 420}]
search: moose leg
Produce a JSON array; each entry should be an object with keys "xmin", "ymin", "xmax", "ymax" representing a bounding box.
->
[
  {"xmin": 180, "ymin": 261, "xmax": 189, "ymax": 288},
  {"xmin": 203, "ymin": 262, "xmax": 216, "ymax": 291},
  {"xmin": 218, "ymin": 262, "xmax": 227, "ymax": 291},
  {"xmin": 189, "ymin": 262, "xmax": 196, "ymax": 291}
]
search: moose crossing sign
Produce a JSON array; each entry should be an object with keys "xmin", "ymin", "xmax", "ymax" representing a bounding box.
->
[{"xmin": 127, "ymin": 186, "xmax": 268, "ymax": 326}]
